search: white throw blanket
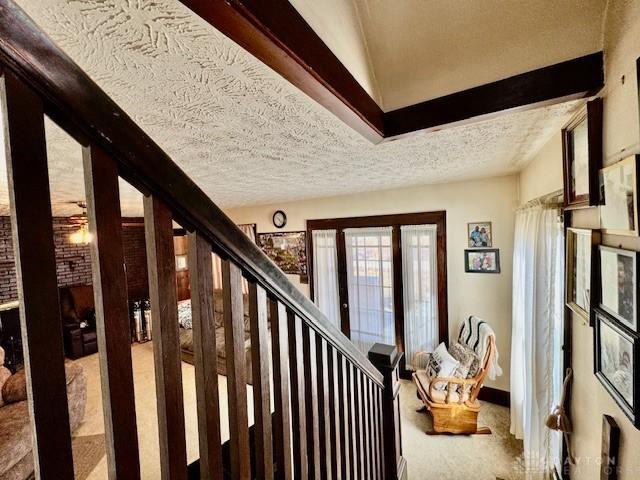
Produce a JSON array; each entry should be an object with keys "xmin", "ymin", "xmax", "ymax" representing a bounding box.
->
[{"xmin": 457, "ymin": 315, "xmax": 503, "ymax": 380}]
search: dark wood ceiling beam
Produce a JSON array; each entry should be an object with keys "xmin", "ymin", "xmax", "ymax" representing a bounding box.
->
[
  {"xmin": 182, "ymin": 1, "xmax": 603, "ymax": 142},
  {"xmin": 383, "ymin": 52, "xmax": 604, "ymax": 138},
  {"xmin": 182, "ymin": 0, "xmax": 385, "ymax": 143}
]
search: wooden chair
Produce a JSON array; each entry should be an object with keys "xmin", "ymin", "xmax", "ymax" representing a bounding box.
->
[{"xmin": 412, "ymin": 334, "xmax": 496, "ymax": 435}]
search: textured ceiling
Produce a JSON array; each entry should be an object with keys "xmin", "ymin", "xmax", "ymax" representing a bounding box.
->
[
  {"xmin": 291, "ymin": 0, "xmax": 605, "ymax": 111},
  {"xmin": 2, "ymin": 0, "xmax": 583, "ymax": 216}
]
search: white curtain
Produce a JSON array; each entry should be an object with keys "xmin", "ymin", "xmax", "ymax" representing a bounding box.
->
[
  {"xmin": 312, "ymin": 229, "xmax": 341, "ymax": 327},
  {"xmin": 401, "ymin": 224, "xmax": 438, "ymax": 369},
  {"xmin": 213, "ymin": 224, "xmax": 255, "ymax": 293},
  {"xmin": 510, "ymin": 205, "xmax": 564, "ymax": 479},
  {"xmin": 345, "ymin": 226, "xmax": 395, "ymax": 354}
]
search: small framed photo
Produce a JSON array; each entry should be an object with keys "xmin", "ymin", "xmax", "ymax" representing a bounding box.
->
[
  {"xmin": 562, "ymin": 98, "xmax": 602, "ymax": 209},
  {"xmin": 600, "ymin": 155, "xmax": 640, "ymax": 236},
  {"xmin": 566, "ymin": 228, "xmax": 600, "ymax": 325},
  {"xmin": 599, "ymin": 246, "xmax": 639, "ymax": 333},
  {"xmin": 465, "ymin": 249, "xmax": 500, "ymax": 274},
  {"xmin": 467, "ymin": 222, "xmax": 492, "ymax": 247},
  {"xmin": 594, "ymin": 309, "xmax": 639, "ymax": 427}
]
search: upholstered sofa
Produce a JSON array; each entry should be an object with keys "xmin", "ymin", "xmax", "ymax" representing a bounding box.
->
[
  {"xmin": 0, "ymin": 348, "xmax": 87, "ymax": 479},
  {"xmin": 179, "ymin": 290, "xmax": 262, "ymax": 385},
  {"xmin": 60, "ymin": 285, "xmax": 98, "ymax": 359}
]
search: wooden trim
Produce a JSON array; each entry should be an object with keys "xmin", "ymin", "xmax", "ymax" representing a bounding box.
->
[
  {"xmin": 335, "ymin": 228, "xmax": 350, "ymax": 337},
  {"xmin": 221, "ymin": 260, "xmax": 252, "ymax": 479},
  {"xmin": 1, "ymin": 70, "xmax": 75, "ymax": 479},
  {"xmin": 477, "ymin": 386, "xmax": 510, "ymax": 408},
  {"xmin": 0, "ymin": 0, "xmax": 383, "ymax": 387},
  {"xmin": 187, "ymin": 231, "xmax": 224, "ymax": 480},
  {"xmin": 384, "ymin": 53, "xmax": 603, "ymax": 137},
  {"xmin": 180, "ymin": 1, "xmax": 603, "ymax": 140},
  {"xmin": 84, "ymin": 144, "xmax": 141, "ymax": 479},
  {"xmin": 144, "ymin": 195, "xmax": 187, "ymax": 480}
]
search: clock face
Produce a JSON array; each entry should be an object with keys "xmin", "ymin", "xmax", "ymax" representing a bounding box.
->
[{"xmin": 273, "ymin": 210, "xmax": 287, "ymax": 229}]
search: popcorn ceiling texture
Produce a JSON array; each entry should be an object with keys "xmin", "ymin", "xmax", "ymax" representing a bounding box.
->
[{"xmin": 7, "ymin": 0, "xmax": 583, "ymax": 215}]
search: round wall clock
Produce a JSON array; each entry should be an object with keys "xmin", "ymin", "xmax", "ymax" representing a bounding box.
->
[{"xmin": 272, "ymin": 210, "xmax": 287, "ymax": 229}]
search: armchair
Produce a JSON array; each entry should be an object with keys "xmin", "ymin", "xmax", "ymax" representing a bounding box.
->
[{"xmin": 60, "ymin": 285, "xmax": 98, "ymax": 359}]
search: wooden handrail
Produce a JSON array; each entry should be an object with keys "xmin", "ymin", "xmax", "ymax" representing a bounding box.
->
[{"xmin": 0, "ymin": 0, "xmax": 382, "ymax": 386}]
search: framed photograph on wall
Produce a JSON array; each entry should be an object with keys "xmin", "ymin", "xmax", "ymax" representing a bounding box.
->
[
  {"xmin": 600, "ymin": 155, "xmax": 640, "ymax": 236},
  {"xmin": 464, "ymin": 249, "xmax": 500, "ymax": 274},
  {"xmin": 599, "ymin": 246, "xmax": 639, "ymax": 333},
  {"xmin": 467, "ymin": 221, "xmax": 492, "ymax": 247},
  {"xmin": 594, "ymin": 309, "xmax": 639, "ymax": 428},
  {"xmin": 257, "ymin": 231, "xmax": 308, "ymax": 277},
  {"xmin": 562, "ymin": 98, "xmax": 602, "ymax": 209},
  {"xmin": 566, "ymin": 228, "xmax": 600, "ymax": 324}
]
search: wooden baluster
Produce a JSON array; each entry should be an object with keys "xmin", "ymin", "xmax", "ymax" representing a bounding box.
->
[
  {"xmin": 361, "ymin": 375, "xmax": 370, "ymax": 480},
  {"xmin": 328, "ymin": 347, "xmax": 342, "ymax": 480},
  {"xmin": 347, "ymin": 362, "xmax": 357, "ymax": 480},
  {"xmin": 354, "ymin": 369, "xmax": 364, "ymax": 479},
  {"xmin": 303, "ymin": 324, "xmax": 321, "ymax": 479},
  {"xmin": 338, "ymin": 354, "xmax": 350, "ymax": 480},
  {"xmin": 368, "ymin": 382, "xmax": 378, "ymax": 480},
  {"xmin": 287, "ymin": 312, "xmax": 308, "ymax": 479},
  {"xmin": 269, "ymin": 299, "xmax": 293, "ymax": 480},
  {"xmin": 144, "ymin": 195, "xmax": 187, "ymax": 480},
  {"xmin": 1, "ymin": 70, "xmax": 74, "ymax": 479},
  {"xmin": 248, "ymin": 282, "xmax": 274, "ymax": 480},
  {"xmin": 188, "ymin": 232, "xmax": 223, "ymax": 480},
  {"xmin": 84, "ymin": 144, "xmax": 140, "ymax": 479},
  {"xmin": 221, "ymin": 260, "xmax": 251, "ymax": 480},
  {"xmin": 375, "ymin": 387, "xmax": 383, "ymax": 480},
  {"xmin": 315, "ymin": 336, "xmax": 332, "ymax": 480},
  {"xmin": 369, "ymin": 344, "xmax": 407, "ymax": 480}
]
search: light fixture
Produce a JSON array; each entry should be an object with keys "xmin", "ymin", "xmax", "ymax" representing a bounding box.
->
[
  {"xmin": 68, "ymin": 201, "xmax": 93, "ymax": 245},
  {"xmin": 69, "ymin": 223, "xmax": 93, "ymax": 245}
]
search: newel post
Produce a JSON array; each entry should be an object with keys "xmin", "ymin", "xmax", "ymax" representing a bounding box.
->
[{"xmin": 369, "ymin": 343, "xmax": 408, "ymax": 480}]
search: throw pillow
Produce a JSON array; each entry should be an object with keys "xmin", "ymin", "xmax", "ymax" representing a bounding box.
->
[
  {"xmin": 177, "ymin": 299, "xmax": 192, "ymax": 329},
  {"xmin": 448, "ymin": 342, "xmax": 480, "ymax": 393},
  {"xmin": 426, "ymin": 342, "xmax": 460, "ymax": 391},
  {"xmin": 0, "ymin": 366, "xmax": 11, "ymax": 407}
]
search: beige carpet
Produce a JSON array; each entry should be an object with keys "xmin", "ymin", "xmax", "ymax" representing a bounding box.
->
[
  {"xmin": 75, "ymin": 343, "xmax": 522, "ymax": 479},
  {"xmin": 400, "ymin": 380, "xmax": 524, "ymax": 480}
]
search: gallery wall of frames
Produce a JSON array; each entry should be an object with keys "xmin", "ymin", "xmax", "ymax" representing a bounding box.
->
[{"xmin": 563, "ymin": 96, "xmax": 640, "ymax": 428}]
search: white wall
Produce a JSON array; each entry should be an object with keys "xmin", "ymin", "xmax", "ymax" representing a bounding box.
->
[
  {"xmin": 226, "ymin": 175, "xmax": 517, "ymax": 392},
  {"xmin": 517, "ymin": 2, "xmax": 640, "ymax": 476}
]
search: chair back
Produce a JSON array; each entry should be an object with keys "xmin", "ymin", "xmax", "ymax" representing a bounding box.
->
[{"xmin": 457, "ymin": 316, "xmax": 497, "ymax": 401}]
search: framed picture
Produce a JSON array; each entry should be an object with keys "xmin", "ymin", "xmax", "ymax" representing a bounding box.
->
[
  {"xmin": 257, "ymin": 231, "xmax": 307, "ymax": 276},
  {"xmin": 562, "ymin": 98, "xmax": 602, "ymax": 209},
  {"xmin": 464, "ymin": 249, "xmax": 500, "ymax": 274},
  {"xmin": 594, "ymin": 309, "xmax": 639, "ymax": 427},
  {"xmin": 600, "ymin": 155, "xmax": 640, "ymax": 236},
  {"xmin": 599, "ymin": 245, "xmax": 639, "ymax": 333},
  {"xmin": 566, "ymin": 228, "xmax": 600, "ymax": 324},
  {"xmin": 467, "ymin": 222, "xmax": 492, "ymax": 247}
]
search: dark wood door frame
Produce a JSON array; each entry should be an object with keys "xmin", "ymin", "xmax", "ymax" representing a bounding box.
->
[{"xmin": 307, "ymin": 211, "xmax": 448, "ymax": 376}]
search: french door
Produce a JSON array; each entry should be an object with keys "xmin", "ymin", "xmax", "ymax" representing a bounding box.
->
[{"xmin": 307, "ymin": 212, "xmax": 448, "ymax": 375}]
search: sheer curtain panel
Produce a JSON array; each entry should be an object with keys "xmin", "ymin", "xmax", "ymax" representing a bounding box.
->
[
  {"xmin": 510, "ymin": 205, "xmax": 564, "ymax": 479},
  {"xmin": 312, "ymin": 229, "xmax": 341, "ymax": 327},
  {"xmin": 345, "ymin": 226, "xmax": 395, "ymax": 354},
  {"xmin": 401, "ymin": 224, "xmax": 438, "ymax": 369}
]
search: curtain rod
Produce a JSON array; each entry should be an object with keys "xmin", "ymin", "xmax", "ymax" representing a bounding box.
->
[{"xmin": 516, "ymin": 189, "xmax": 563, "ymax": 211}]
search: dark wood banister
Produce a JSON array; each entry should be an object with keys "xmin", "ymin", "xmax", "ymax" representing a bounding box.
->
[{"xmin": 0, "ymin": 0, "xmax": 382, "ymax": 386}]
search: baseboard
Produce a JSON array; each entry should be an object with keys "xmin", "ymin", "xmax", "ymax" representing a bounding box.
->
[{"xmin": 478, "ymin": 386, "xmax": 510, "ymax": 407}]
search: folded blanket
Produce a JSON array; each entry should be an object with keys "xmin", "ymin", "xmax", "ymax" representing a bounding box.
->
[{"xmin": 457, "ymin": 315, "xmax": 502, "ymax": 380}]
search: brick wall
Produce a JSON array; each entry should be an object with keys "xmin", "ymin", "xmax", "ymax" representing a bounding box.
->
[{"xmin": 0, "ymin": 216, "xmax": 148, "ymax": 304}]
